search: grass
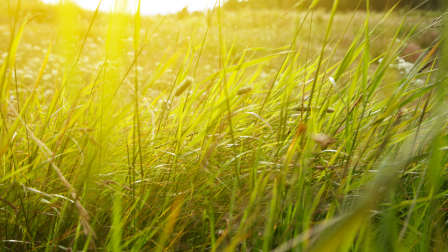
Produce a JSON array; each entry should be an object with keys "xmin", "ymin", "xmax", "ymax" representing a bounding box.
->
[{"xmin": 0, "ymin": 0, "xmax": 448, "ymax": 251}]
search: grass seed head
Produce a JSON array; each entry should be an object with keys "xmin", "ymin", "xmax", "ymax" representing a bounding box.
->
[
  {"xmin": 312, "ymin": 133, "xmax": 333, "ymax": 148},
  {"xmin": 418, "ymin": 59, "xmax": 435, "ymax": 73},
  {"xmin": 315, "ymin": 165, "xmax": 325, "ymax": 170},
  {"xmin": 175, "ymin": 77, "xmax": 194, "ymax": 96},
  {"xmin": 237, "ymin": 86, "xmax": 253, "ymax": 95},
  {"xmin": 202, "ymin": 133, "xmax": 226, "ymax": 167},
  {"xmin": 297, "ymin": 105, "xmax": 335, "ymax": 113}
]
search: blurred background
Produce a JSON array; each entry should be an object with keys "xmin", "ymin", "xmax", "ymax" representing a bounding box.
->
[
  {"xmin": 0, "ymin": 0, "xmax": 442, "ymax": 96},
  {"xmin": 6, "ymin": 0, "xmax": 446, "ymax": 15},
  {"xmin": 224, "ymin": 0, "xmax": 443, "ymax": 11}
]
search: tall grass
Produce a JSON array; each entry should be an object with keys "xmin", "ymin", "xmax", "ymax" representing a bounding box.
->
[{"xmin": 0, "ymin": 0, "xmax": 447, "ymax": 251}]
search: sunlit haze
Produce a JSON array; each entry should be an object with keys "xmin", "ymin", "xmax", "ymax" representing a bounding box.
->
[
  {"xmin": 1, "ymin": 0, "xmax": 445, "ymax": 250},
  {"xmin": 40, "ymin": 0, "xmax": 214, "ymax": 14}
]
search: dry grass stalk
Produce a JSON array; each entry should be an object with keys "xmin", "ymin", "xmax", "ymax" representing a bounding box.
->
[{"xmin": 8, "ymin": 104, "xmax": 96, "ymax": 239}]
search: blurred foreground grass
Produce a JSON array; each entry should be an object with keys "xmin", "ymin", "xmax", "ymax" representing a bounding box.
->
[{"xmin": 0, "ymin": 0, "xmax": 448, "ymax": 251}]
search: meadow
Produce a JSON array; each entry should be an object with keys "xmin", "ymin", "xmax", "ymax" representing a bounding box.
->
[{"xmin": 0, "ymin": 0, "xmax": 447, "ymax": 251}]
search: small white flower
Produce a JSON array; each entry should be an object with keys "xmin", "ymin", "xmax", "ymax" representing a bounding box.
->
[
  {"xmin": 44, "ymin": 90, "xmax": 54, "ymax": 97},
  {"xmin": 412, "ymin": 79, "xmax": 425, "ymax": 86},
  {"xmin": 81, "ymin": 56, "xmax": 90, "ymax": 63},
  {"xmin": 23, "ymin": 43, "xmax": 32, "ymax": 50},
  {"xmin": 390, "ymin": 57, "xmax": 414, "ymax": 75},
  {"xmin": 42, "ymin": 74, "xmax": 52, "ymax": 81}
]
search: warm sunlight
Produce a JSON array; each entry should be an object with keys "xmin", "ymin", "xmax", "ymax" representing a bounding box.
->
[
  {"xmin": 40, "ymin": 0, "xmax": 213, "ymax": 14},
  {"xmin": 0, "ymin": 0, "xmax": 446, "ymax": 251}
]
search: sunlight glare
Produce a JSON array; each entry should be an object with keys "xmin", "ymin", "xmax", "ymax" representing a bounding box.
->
[{"xmin": 40, "ymin": 0, "xmax": 214, "ymax": 14}]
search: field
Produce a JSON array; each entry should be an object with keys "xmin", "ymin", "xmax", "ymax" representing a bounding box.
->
[{"xmin": 0, "ymin": 0, "xmax": 448, "ymax": 251}]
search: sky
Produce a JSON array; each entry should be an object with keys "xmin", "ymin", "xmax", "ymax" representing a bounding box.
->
[{"xmin": 40, "ymin": 0, "xmax": 215, "ymax": 15}]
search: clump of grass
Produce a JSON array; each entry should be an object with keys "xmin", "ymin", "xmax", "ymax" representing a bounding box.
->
[{"xmin": 0, "ymin": 0, "xmax": 447, "ymax": 251}]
